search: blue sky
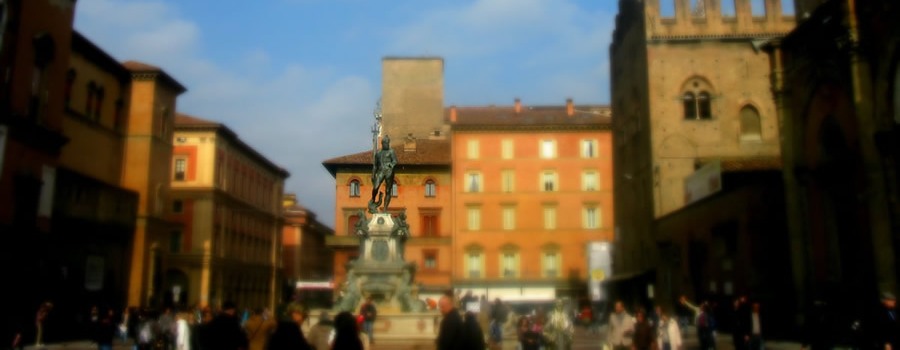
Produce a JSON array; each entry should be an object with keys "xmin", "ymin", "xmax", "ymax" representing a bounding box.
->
[{"xmin": 74, "ymin": 0, "xmax": 617, "ymax": 228}]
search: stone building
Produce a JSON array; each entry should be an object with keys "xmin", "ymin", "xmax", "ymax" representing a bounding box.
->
[
  {"xmin": 282, "ymin": 193, "xmax": 334, "ymax": 307},
  {"xmin": 168, "ymin": 113, "xmax": 289, "ymax": 310},
  {"xmin": 766, "ymin": 0, "xmax": 900, "ymax": 333},
  {"xmin": 609, "ymin": 0, "xmax": 798, "ymax": 331}
]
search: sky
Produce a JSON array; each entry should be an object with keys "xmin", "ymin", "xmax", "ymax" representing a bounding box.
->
[{"xmin": 73, "ymin": 0, "xmax": 618, "ymax": 229}]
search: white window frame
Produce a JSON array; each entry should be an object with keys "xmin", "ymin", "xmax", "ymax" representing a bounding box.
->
[
  {"xmin": 582, "ymin": 171, "xmax": 599, "ymax": 191},
  {"xmin": 541, "ymin": 171, "xmax": 558, "ymax": 192},
  {"xmin": 543, "ymin": 205, "xmax": 557, "ymax": 230},
  {"xmin": 173, "ymin": 158, "xmax": 187, "ymax": 181},
  {"xmin": 542, "ymin": 251, "xmax": 561, "ymax": 278},
  {"xmin": 467, "ymin": 206, "xmax": 481, "ymax": 231},
  {"xmin": 467, "ymin": 139, "xmax": 480, "ymax": 159},
  {"xmin": 581, "ymin": 139, "xmax": 598, "ymax": 158},
  {"xmin": 501, "ymin": 251, "xmax": 520, "ymax": 278},
  {"xmin": 583, "ymin": 206, "xmax": 601, "ymax": 229},
  {"xmin": 501, "ymin": 139, "xmax": 514, "ymax": 159},
  {"xmin": 502, "ymin": 206, "xmax": 516, "ymax": 230},
  {"xmin": 501, "ymin": 169, "xmax": 515, "ymax": 193},
  {"xmin": 540, "ymin": 139, "xmax": 557, "ymax": 159},
  {"xmin": 466, "ymin": 250, "xmax": 484, "ymax": 278},
  {"xmin": 424, "ymin": 180, "xmax": 436, "ymax": 197},
  {"xmin": 466, "ymin": 172, "xmax": 483, "ymax": 193},
  {"xmin": 349, "ymin": 179, "xmax": 361, "ymax": 197}
]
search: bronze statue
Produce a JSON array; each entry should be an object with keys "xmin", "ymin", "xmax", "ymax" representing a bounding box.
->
[{"xmin": 368, "ymin": 135, "xmax": 398, "ymax": 213}]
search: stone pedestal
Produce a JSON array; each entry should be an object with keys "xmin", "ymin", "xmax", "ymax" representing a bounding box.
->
[{"xmin": 334, "ymin": 213, "xmax": 425, "ymax": 313}]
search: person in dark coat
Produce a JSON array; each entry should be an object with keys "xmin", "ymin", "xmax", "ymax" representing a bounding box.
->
[
  {"xmin": 206, "ymin": 301, "xmax": 249, "ymax": 350},
  {"xmin": 266, "ymin": 304, "xmax": 311, "ymax": 350},
  {"xmin": 462, "ymin": 311, "xmax": 486, "ymax": 350},
  {"xmin": 436, "ymin": 294, "xmax": 465, "ymax": 350},
  {"xmin": 330, "ymin": 311, "xmax": 364, "ymax": 350},
  {"xmin": 631, "ymin": 309, "xmax": 656, "ymax": 350}
]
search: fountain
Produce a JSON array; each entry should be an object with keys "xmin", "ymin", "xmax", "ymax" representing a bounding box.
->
[{"xmin": 330, "ymin": 102, "xmax": 435, "ymax": 339}]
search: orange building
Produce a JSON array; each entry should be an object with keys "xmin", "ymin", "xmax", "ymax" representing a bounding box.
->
[
  {"xmin": 322, "ymin": 137, "xmax": 453, "ymax": 294},
  {"xmin": 282, "ymin": 193, "xmax": 334, "ymax": 306},
  {"xmin": 449, "ymin": 99, "xmax": 613, "ymax": 302},
  {"xmin": 120, "ymin": 61, "xmax": 186, "ymax": 308},
  {"xmin": 169, "ymin": 113, "xmax": 289, "ymax": 310}
]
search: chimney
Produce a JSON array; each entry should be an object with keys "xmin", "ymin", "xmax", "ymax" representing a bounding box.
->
[
  {"xmin": 514, "ymin": 98, "xmax": 522, "ymax": 113},
  {"xmin": 566, "ymin": 98, "xmax": 574, "ymax": 116},
  {"xmin": 404, "ymin": 133, "xmax": 417, "ymax": 152},
  {"xmin": 450, "ymin": 106, "xmax": 457, "ymax": 122}
]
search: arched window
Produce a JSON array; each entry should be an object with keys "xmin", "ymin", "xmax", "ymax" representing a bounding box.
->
[
  {"xmin": 740, "ymin": 105, "xmax": 762, "ymax": 141},
  {"xmin": 348, "ymin": 179, "xmax": 360, "ymax": 197},
  {"xmin": 682, "ymin": 78, "xmax": 714, "ymax": 120},
  {"xmin": 424, "ymin": 179, "xmax": 436, "ymax": 197}
]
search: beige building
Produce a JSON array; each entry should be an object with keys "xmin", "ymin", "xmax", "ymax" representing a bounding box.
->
[
  {"xmin": 610, "ymin": 0, "xmax": 795, "ymax": 304},
  {"xmin": 167, "ymin": 113, "xmax": 289, "ymax": 310}
]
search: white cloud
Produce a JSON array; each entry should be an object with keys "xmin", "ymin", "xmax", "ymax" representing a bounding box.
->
[{"xmin": 73, "ymin": 0, "xmax": 375, "ymax": 228}]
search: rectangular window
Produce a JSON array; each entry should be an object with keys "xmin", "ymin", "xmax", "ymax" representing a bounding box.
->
[
  {"xmin": 467, "ymin": 139, "xmax": 480, "ymax": 159},
  {"xmin": 467, "ymin": 252, "xmax": 483, "ymax": 278},
  {"xmin": 582, "ymin": 171, "xmax": 599, "ymax": 191},
  {"xmin": 173, "ymin": 158, "xmax": 186, "ymax": 181},
  {"xmin": 501, "ymin": 139, "xmax": 514, "ymax": 159},
  {"xmin": 543, "ymin": 252, "xmax": 559, "ymax": 278},
  {"xmin": 467, "ymin": 207, "xmax": 481, "ymax": 231},
  {"xmin": 583, "ymin": 206, "xmax": 601, "ymax": 229},
  {"xmin": 581, "ymin": 139, "xmax": 598, "ymax": 158},
  {"xmin": 540, "ymin": 140, "xmax": 556, "ymax": 159},
  {"xmin": 502, "ymin": 207, "xmax": 516, "ymax": 230},
  {"xmin": 424, "ymin": 250, "xmax": 437, "ymax": 270},
  {"xmin": 466, "ymin": 172, "xmax": 482, "ymax": 193},
  {"xmin": 501, "ymin": 170, "xmax": 515, "ymax": 193},
  {"xmin": 172, "ymin": 200, "xmax": 183, "ymax": 213},
  {"xmin": 543, "ymin": 206, "xmax": 557, "ymax": 230},
  {"xmin": 501, "ymin": 252, "xmax": 518, "ymax": 278},
  {"xmin": 170, "ymin": 230, "xmax": 182, "ymax": 253},
  {"xmin": 391, "ymin": 183, "xmax": 399, "ymax": 197},
  {"xmin": 347, "ymin": 214, "xmax": 361, "ymax": 235},
  {"xmin": 421, "ymin": 213, "xmax": 439, "ymax": 237},
  {"xmin": 541, "ymin": 171, "xmax": 558, "ymax": 192}
]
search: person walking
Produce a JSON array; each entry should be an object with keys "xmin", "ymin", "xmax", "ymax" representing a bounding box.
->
[
  {"xmin": 656, "ymin": 308, "xmax": 682, "ymax": 350},
  {"xmin": 607, "ymin": 301, "xmax": 635, "ymax": 350},
  {"xmin": 359, "ymin": 297, "xmax": 377, "ymax": 345},
  {"xmin": 267, "ymin": 304, "xmax": 311, "ymax": 350},
  {"xmin": 436, "ymin": 292, "xmax": 465, "ymax": 350},
  {"xmin": 206, "ymin": 301, "xmax": 249, "ymax": 350},
  {"xmin": 244, "ymin": 308, "xmax": 276, "ymax": 350},
  {"xmin": 632, "ymin": 309, "xmax": 656, "ymax": 350},
  {"xmin": 328, "ymin": 311, "xmax": 364, "ymax": 350},
  {"xmin": 462, "ymin": 311, "xmax": 486, "ymax": 350}
]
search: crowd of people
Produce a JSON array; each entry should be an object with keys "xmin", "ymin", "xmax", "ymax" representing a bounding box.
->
[{"xmin": 12, "ymin": 289, "xmax": 898, "ymax": 350}]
